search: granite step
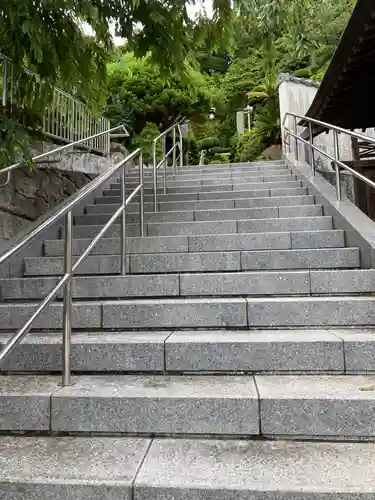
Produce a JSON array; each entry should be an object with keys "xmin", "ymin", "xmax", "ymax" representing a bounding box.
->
[
  {"xmin": 24, "ymin": 248, "xmax": 358, "ymax": 276},
  {"xmin": 2, "ymin": 436, "xmax": 372, "ymax": 500},
  {"xmin": 105, "ymin": 180, "xmax": 302, "ymax": 197},
  {"xmin": 43, "ymin": 230, "xmax": 345, "ymax": 256},
  {"xmin": 74, "ymin": 205, "xmax": 323, "ymax": 226},
  {"xmin": 4, "ymin": 328, "xmax": 374, "ymax": 374},
  {"xmin": 0, "ymin": 298, "xmax": 248, "ymax": 330},
  {"xmin": 0, "ymin": 297, "xmax": 370, "ymax": 330},
  {"xmin": 147, "ymin": 216, "xmax": 332, "ymax": 236},
  {"xmin": 101, "ymin": 186, "xmax": 308, "ymax": 202},
  {"xmin": 110, "ymin": 173, "xmax": 297, "ymax": 189},
  {"xmin": 0, "ymin": 435, "xmax": 150, "ymax": 499},
  {"xmin": 94, "ymin": 192, "xmax": 310, "ymax": 209},
  {"xmin": 3, "ymin": 374, "xmax": 375, "ymax": 437},
  {"xmin": 134, "ymin": 438, "xmax": 375, "ymax": 499},
  {"xmin": 0, "ymin": 374, "xmax": 260, "ymax": 435}
]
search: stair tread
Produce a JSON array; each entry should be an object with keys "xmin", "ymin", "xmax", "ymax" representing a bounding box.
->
[{"xmin": 135, "ymin": 438, "xmax": 375, "ymax": 495}]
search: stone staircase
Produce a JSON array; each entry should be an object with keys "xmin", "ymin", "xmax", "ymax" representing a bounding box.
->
[{"xmin": 1, "ymin": 159, "xmax": 375, "ymax": 499}]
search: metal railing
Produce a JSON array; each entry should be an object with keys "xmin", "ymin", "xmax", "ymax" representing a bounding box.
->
[
  {"xmin": 1, "ymin": 52, "xmax": 111, "ymax": 155},
  {"xmin": 153, "ymin": 120, "xmax": 184, "ymax": 212},
  {"xmin": 0, "ymin": 126, "xmax": 145, "ymax": 386},
  {"xmin": 283, "ymin": 112, "xmax": 375, "ymax": 201},
  {"xmin": 0, "ymin": 124, "xmax": 128, "ymax": 188}
]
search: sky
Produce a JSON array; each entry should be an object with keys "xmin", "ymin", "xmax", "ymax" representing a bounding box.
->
[{"xmin": 98, "ymin": 1, "xmax": 213, "ymax": 45}]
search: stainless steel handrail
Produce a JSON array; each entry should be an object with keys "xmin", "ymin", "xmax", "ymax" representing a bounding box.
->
[
  {"xmin": 1, "ymin": 52, "xmax": 112, "ymax": 155},
  {"xmin": 0, "ymin": 129, "xmax": 145, "ymax": 387},
  {"xmin": 283, "ymin": 112, "xmax": 375, "ymax": 201},
  {"xmin": 0, "ymin": 125, "xmax": 128, "ymax": 188},
  {"xmin": 152, "ymin": 118, "xmax": 185, "ymax": 212}
]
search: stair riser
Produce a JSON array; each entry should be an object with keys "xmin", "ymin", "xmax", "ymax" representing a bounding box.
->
[
  {"xmin": 0, "ymin": 331, "xmax": 347, "ymax": 373},
  {"xmin": 157, "ymin": 195, "xmax": 315, "ymax": 212},
  {"xmin": 106, "ymin": 180, "xmax": 301, "ymax": 196},
  {"xmin": 101, "ymin": 187, "xmax": 308, "ymax": 203},
  {"xmin": 3, "ymin": 373, "xmax": 375, "ymax": 438},
  {"xmin": 110, "ymin": 174, "xmax": 296, "ymax": 190},
  {"xmin": 43, "ymin": 231, "xmax": 345, "ymax": 257},
  {"xmin": 95, "ymin": 191, "xmax": 309, "ymax": 208},
  {"xmin": 74, "ymin": 206, "xmax": 323, "ymax": 226},
  {"xmin": 147, "ymin": 217, "xmax": 332, "ymax": 236},
  {"xmin": 3, "ymin": 298, "xmax": 373, "ymax": 331},
  {"xmin": 23, "ymin": 248, "xmax": 359, "ymax": 277}
]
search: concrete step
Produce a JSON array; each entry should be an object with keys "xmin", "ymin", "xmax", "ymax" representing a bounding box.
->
[
  {"xmin": 147, "ymin": 217, "xmax": 333, "ymax": 236},
  {"xmin": 246, "ymin": 296, "xmax": 375, "ymax": 326},
  {"xmin": 74, "ymin": 205, "xmax": 323, "ymax": 226},
  {"xmin": 158, "ymin": 195, "xmax": 315, "ymax": 212},
  {"xmin": 101, "ymin": 186, "xmax": 308, "ymax": 203},
  {"xmin": 65, "ymin": 224, "xmax": 140, "ymax": 239},
  {"xmin": 5, "ymin": 374, "xmax": 259, "ymax": 434},
  {"xmin": 9, "ymin": 266, "xmax": 367, "ymax": 299},
  {"xmin": 3, "ymin": 373, "xmax": 375, "ymax": 437},
  {"xmin": 43, "ymin": 230, "xmax": 345, "ymax": 257},
  {"xmin": 110, "ymin": 172, "xmax": 297, "ymax": 189},
  {"xmin": 0, "ymin": 435, "xmax": 150, "ymax": 498},
  {"xmin": 24, "ymin": 248, "xmax": 359, "ymax": 277},
  {"xmin": 62, "ymin": 216, "xmax": 332, "ymax": 238},
  {"xmin": 0, "ymin": 332, "xmax": 170, "ymax": 372},
  {"xmin": 95, "ymin": 190, "xmax": 309, "ymax": 208},
  {"xmin": 0, "ymin": 298, "xmax": 249, "ymax": 330},
  {"xmin": 1, "ymin": 297, "xmax": 365, "ymax": 329},
  {"xmin": 104, "ymin": 180, "xmax": 302, "ymax": 197},
  {"xmin": 2, "ymin": 328, "xmax": 363, "ymax": 373},
  {"xmin": 134, "ymin": 438, "xmax": 375, "ymax": 498}
]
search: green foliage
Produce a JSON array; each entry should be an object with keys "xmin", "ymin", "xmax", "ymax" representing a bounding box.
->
[
  {"xmin": 106, "ymin": 52, "xmax": 212, "ymax": 134},
  {"xmin": 197, "ymin": 137, "xmax": 220, "ymax": 150},
  {"xmin": 209, "ymin": 146, "xmax": 230, "ymax": 155},
  {"xmin": 235, "ymin": 129, "xmax": 263, "ymax": 163},
  {"xmin": 186, "ymin": 137, "xmax": 200, "ymax": 166},
  {"xmin": 132, "ymin": 122, "xmax": 162, "ymax": 164}
]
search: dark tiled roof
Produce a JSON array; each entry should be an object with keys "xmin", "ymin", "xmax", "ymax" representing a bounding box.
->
[{"xmin": 305, "ymin": 0, "xmax": 375, "ymax": 131}]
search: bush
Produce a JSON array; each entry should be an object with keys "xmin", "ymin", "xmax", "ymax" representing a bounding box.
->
[
  {"xmin": 235, "ymin": 129, "xmax": 264, "ymax": 163},
  {"xmin": 186, "ymin": 137, "xmax": 200, "ymax": 165},
  {"xmin": 209, "ymin": 146, "xmax": 230, "ymax": 155},
  {"xmin": 197, "ymin": 136, "xmax": 220, "ymax": 150},
  {"xmin": 293, "ymin": 68, "xmax": 312, "ymax": 78},
  {"xmin": 133, "ymin": 122, "xmax": 162, "ymax": 164}
]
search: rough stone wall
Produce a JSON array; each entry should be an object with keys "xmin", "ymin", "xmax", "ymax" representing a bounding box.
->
[{"xmin": 0, "ymin": 165, "xmax": 94, "ymax": 240}]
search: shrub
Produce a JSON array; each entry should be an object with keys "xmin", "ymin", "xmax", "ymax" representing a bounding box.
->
[
  {"xmin": 197, "ymin": 136, "xmax": 220, "ymax": 150},
  {"xmin": 235, "ymin": 129, "xmax": 264, "ymax": 163},
  {"xmin": 209, "ymin": 146, "xmax": 230, "ymax": 155},
  {"xmin": 133, "ymin": 122, "xmax": 162, "ymax": 164}
]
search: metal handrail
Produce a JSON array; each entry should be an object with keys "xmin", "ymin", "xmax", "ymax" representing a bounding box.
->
[
  {"xmin": 0, "ymin": 125, "xmax": 128, "ymax": 188},
  {"xmin": 1, "ymin": 52, "xmax": 112, "ymax": 155},
  {"xmin": 283, "ymin": 112, "xmax": 375, "ymax": 201},
  {"xmin": 152, "ymin": 118, "xmax": 185, "ymax": 211},
  {"xmin": 0, "ymin": 128, "xmax": 145, "ymax": 387}
]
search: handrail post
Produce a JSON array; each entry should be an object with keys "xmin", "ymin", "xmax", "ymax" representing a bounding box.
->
[
  {"xmin": 62, "ymin": 210, "xmax": 73, "ymax": 387},
  {"xmin": 120, "ymin": 162, "xmax": 127, "ymax": 274},
  {"xmin": 333, "ymin": 131, "xmax": 342, "ymax": 201},
  {"xmin": 293, "ymin": 116, "xmax": 299, "ymax": 161},
  {"xmin": 163, "ymin": 135, "xmax": 167, "ymax": 195},
  {"xmin": 172, "ymin": 127, "xmax": 177, "ymax": 174},
  {"xmin": 179, "ymin": 126, "xmax": 183, "ymax": 168},
  {"xmin": 2, "ymin": 59, "xmax": 8, "ymax": 107},
  {"xmin": 139, "ymin": 152, "xmax": 145, "ymax": 237},
  {"xmin": 153, "ymin": 140, "xmax": 158, "ymax": 212},
  {"xmin": 309, "ymin": 122, "xmax": 315, "ymax": 175}
]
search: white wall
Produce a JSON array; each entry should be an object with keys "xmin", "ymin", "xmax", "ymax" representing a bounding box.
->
[{"xmin": 279, "ymin": 78, "xmax": 355, "ymax": 171}]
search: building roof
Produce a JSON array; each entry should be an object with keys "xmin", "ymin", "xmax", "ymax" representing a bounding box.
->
[{"xmin": 305, "ymin": 0, "xmax": 375, "ymax": 131}]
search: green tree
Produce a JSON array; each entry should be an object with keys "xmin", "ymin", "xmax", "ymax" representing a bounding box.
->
[{"xmin": 105, "ymin": 52, "xmax": 212, "ymax": 135}]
